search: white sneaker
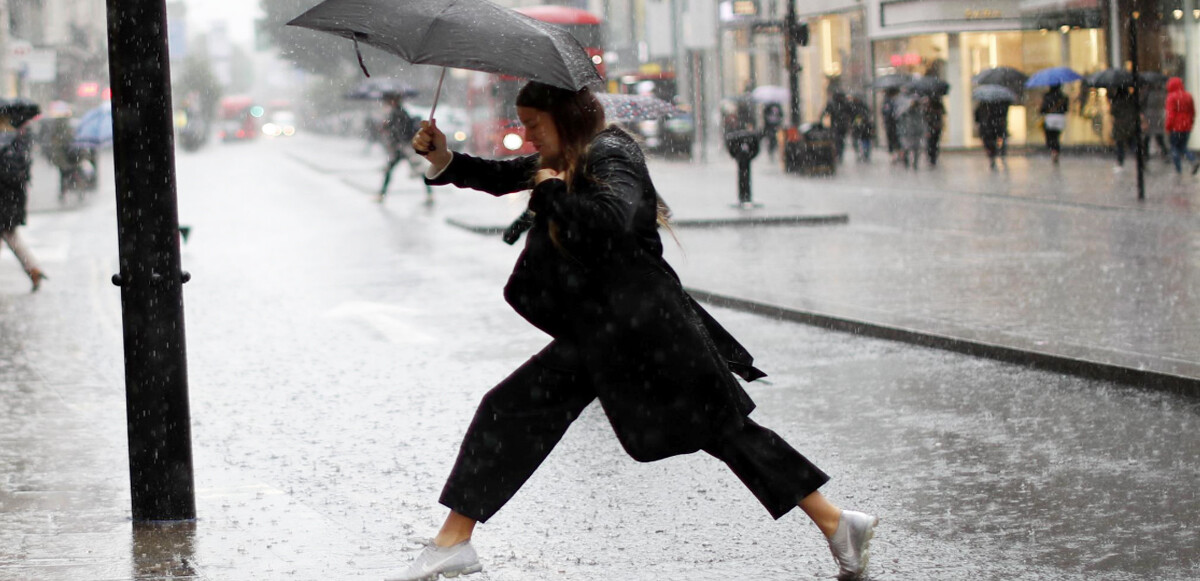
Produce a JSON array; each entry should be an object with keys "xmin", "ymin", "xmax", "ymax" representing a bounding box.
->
[
  {"xmin": 827, "ymin": 510, "xmax": 879, "ymax": 580},
  {"xmin": 384, "ymin": 540, "xmax": 483, "ymax": 581}
]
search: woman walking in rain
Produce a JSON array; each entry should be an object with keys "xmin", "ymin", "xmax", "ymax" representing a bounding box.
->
[
  {"xmin": 0, "ymin": 111, "xmax": 46, "ymax": 292},
  {"xmin": 388, "ymin": 81, "xmax": 878, "ymax": 581},
  {"xmin": 1039, "ymin": 84, "xmax": 1069, "ymax": 164}
]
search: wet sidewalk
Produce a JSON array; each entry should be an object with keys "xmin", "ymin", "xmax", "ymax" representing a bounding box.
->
[{"xmin": 283, "ymin": 134, "xmax": 1200, "ymax": 393}]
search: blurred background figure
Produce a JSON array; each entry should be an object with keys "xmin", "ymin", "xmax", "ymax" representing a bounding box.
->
[
  {"xmin": 378, "ymin": 92, "xmax": 429, "ymax": 203},
  {"xmin": 847, "ymin": 94, "xmax": 874, "ymax": 162},
  {"xmin": 924, "ymin": 95, "xmax": 945, "ymax": 167},
  {"xmin": 881, "ymin": 88, "xmax": 901, "ymax": 163},
  {"xmin": 821, "ymin": 90, "xmax": 853, "ymax": 162},
  {"xmin": 974, "ymin": 100, "xmax": 1010, "ymax": 170},
  {"xmin": 1108, "ymin": 85, "xmax": 1140, "ymax": 170},
  {"xmin": 1141, "ymin": 80, "xmax": 1169, "ymax": 162},
  {"xmin": 895, "ymin": 90, "xmax": 927, "ymax": 169},
  {"xmin": 1039, "ymin": 84, "xmax": 1069, "ymax": 164},
  {"xmin": 761, "ymin": 101, "xmax": 784, "ymax": 160},
  {"xmin": 1164, "ymin": 76, "xmax": 1199, "ymax": 175}
]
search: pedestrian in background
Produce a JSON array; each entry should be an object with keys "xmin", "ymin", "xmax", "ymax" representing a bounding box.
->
[
  {"xmin": 881, "ymin": 88, "xmax": 901, "ymax": 163},
  {"xmin": 0, "ymin": 113, "xmax": 46, "ymax": 292},
  {"xmin": 924, "ymin": 95, "xmax": 945, "ymax": 166},
  {"xmin": 378, "ymin": 92, "xmax": 430, "ymax": 203},
  {"xmin": 1141, "ymin": 81, "xmax": 1169, "ymax": 161},
  {"xmin": 394, "ymin": 81, "xmax": 880, "ymax": 581},
  {"xmin": 1108, "ymin": 85, "xmax": 1140, "ymax": 170},
  {"xmin": 1164, "ymin": 76, "xmax": 1199, "ymax": 175},
  {"xmin": 848, "ymin": 94, "xmax": 874, "ymax": 162},
  {"xmin": 1039, "ymin": 84, "xmax": 1069, "ymax": 164},
  {"xmin": 822, "ymin": 90, "xmax": 854, "ymax": 162},
  {"xmin": 761, "ymin": 101, "xmax": 784, "ymax": 160},
  {"xmin": 975, "ymin": 100, "xmax": 1009, "ymax": 169},
  {"xmin": 896, "ymin": 91, "xmax": 927, "ymax": 169}
]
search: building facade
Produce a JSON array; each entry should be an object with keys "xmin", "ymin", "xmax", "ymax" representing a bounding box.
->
[{"xmin": 719, "ymin": 0, "xmax": 1200, "ymax": 150}]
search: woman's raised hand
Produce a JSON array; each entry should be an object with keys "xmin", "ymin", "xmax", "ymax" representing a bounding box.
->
[
  {"xmin": 413, "ymin": 120, "xmax": 452, "ymax": 170},
  {"xmin": 534, "ymin": 167, "xmax": 562, "ymax": 185}
]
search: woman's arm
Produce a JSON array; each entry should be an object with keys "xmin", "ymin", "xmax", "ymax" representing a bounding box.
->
[{"xmin": 426, "ymin": 151, "xmax": 541, "ymax": 196}]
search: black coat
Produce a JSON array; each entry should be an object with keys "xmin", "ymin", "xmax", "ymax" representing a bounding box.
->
[
  {"xmin": 0, "ymin": 131, "xmax": 32, "ymax": 232},
  {"xmin": 428, "ymin": 127, "xmax": 764, "ymax": 462}
]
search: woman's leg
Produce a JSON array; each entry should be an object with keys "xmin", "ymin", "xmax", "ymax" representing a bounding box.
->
[
  {"xmin": 702, "ymin": 417, "xmax": 830, "ymax": 521},
  {"xmin": 0, "ymin": 229, "xmax": 44, "ymax": 290},
  {"xmin": 705, "ymin": 418, "xmax": 877, "ymax": 579},
  {"xmin": 437, "ymin": 342, "xmax": 595, "ymax": 530}
]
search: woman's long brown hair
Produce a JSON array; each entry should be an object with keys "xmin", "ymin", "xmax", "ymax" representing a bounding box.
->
[{"xmin": 516, "ymin": 82, "xmax": 673, "ymax": 231}]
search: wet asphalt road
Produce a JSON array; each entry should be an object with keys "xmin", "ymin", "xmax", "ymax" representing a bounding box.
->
[{"xmin": 0, "ymin": 136, "xmax": 1197, "ymax": 580}]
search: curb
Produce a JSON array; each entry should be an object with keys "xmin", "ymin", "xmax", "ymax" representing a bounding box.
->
[{"xmin": 686, "ymin": 288, "xmax": 1200, "ymax": 397}]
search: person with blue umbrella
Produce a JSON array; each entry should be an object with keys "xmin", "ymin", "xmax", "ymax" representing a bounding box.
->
[{"xmin": 1038, "ymin": 84, "xmax": 1070, "ymax": 164}]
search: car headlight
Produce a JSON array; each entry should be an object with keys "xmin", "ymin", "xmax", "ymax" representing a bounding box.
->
[
  {"xmin": 262, "ymin": 123, "xmax": 281, "ymax": 136},
  {"xmin": 502, "ymin": 133, "xmax": 524, "ymax": 151},
  {"xmin": 282, "ymin": 126, "xmax": 295, "ymax": 136},
  {"xmin": 453, "ymin": 131, "xmax": 467, "ymax": 142}
]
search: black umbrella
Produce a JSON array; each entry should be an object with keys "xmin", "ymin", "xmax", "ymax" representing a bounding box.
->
[
  {"xmin": 594, "ymin": 93, "xmax": 678, "ymax": 122},
  {"xmin": 346, "ymin": 78, "xmax": 419, "ymax": 100},
  {"xmin": 289, "ymin": 0, "xmax": 602, "ymax": 94},
  {"xmin": 1138, "ymin": 71, "xmax": 1168, "ymax": 88},
  {"xmin": 972, "ymin": 85, "xmax": 1019, "ymax": 103},
  {"xmin": 1087, "ymin": 68, "xmax": 1135, "ymax": 89},
  {"xmin": 973, "ymin": 66, "xmax": 1028, "ymax": 92},
  {"xmin": 905, "ymin": 76, "xmax": 950, "ymax": 96},
  {"xmin": 0, "ymin": 98, "xmax": 41, "ymax": 128},
  {"xmin": 873, "ymin": 73, "xmax": 914, "ymax": 90}
]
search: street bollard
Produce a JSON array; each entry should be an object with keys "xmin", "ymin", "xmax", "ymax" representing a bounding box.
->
[{"xmin": 724, "ymin": 130, "xmax": 761, "ymax": 207}]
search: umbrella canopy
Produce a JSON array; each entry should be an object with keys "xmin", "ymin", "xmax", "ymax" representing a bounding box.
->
[
  {"xmin": 1087, "ymin": 68, "xmax": 1134, "ymax": 89},
  {"xmin": 905, "ymin": 76, "xmax": 949, "ymax": 96},
  {"xmin": 750, "ymin": 85, "xmax": 789, "ymax": 104},
  {"xmin": 1138, "ymin": 71, "xmax": 1169, "ymax": 87},
  {"xmin": 1025, "ymin": 67, "xmax": 1083, "ymax": 88},
  {"xmin": 972, "ymin": 85, "xmax": 1019, "ymax": 103},
  {"xmin": 289, "ymin": 0, "xmax": 603, "ymax": 92},
  {"xmin": 346, "ymin": 78, "xmax": 419, "ymax": 99},
  {"xmin": 74, "ymin": 103, "xmax": 113, "ymax": 147},
  {"xmin": 0, "ymin": 98, "xmax": 41, "ymax": 128},
  {"xmin": 594, "ymin": 93, "xmax": 678, "ymax": 122},
  {"xmin": 973, "ymin": 66, "xmax": 1028, "ymax": 92},
  {"xmin": 873, "ymin": 73, "xmax": 913, "ymax": 90}
]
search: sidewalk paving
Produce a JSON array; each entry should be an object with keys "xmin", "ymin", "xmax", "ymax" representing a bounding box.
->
[{"xmin": 283, "ymin": 133, "xmax": 1200, "ymax": 393}]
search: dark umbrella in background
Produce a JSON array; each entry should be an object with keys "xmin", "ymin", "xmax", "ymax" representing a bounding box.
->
[
  {"xmin": 972, "ymin": 85, "xmax": 1020, "ymax": 103},
  {"xmin": 973, "ymin": 66, "xmax": 1028, "ymax": 93},
  {"xmin": 873, "ymin": 73, "xmax": 914, "ymax": 90},
  {"xmin": 1087, "ymin": 68, "xmax": 1135, "ymax": 89},
  {"xmin": 905, "ymin": 76, "xmax": 950, "ymax": 96},
  {"xmin": 0, "ymin": 98, "xmax": 41, "ymax": 128},
  {"xmin": 594, "ymin": 92, "xmax": 678, "ymax": 122},
  {"xmin": 345, "ymin": 78, "xmax": 420, "ymax": 100},
  {"xmin": 290, "ymin": 0, "xmax": 603, "ymax": 125},
  {"xmin": 1137, "ymin": 71, "xmax": 1169, "ymax": 88}
]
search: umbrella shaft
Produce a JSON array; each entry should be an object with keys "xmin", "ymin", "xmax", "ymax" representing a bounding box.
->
[{"xmin": 430, "ymin": 67, "xmax": 447, "ymax": 121}]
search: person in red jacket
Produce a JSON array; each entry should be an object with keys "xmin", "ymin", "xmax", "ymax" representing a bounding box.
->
[{"xmin": 1164, "ymin": 77, "xmax": 1199, "ymax": 175}]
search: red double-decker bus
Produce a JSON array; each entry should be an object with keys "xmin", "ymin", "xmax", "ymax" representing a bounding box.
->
[{"xmin": 465, "ymin": 5, "xmax": 604, "ymax": 157}]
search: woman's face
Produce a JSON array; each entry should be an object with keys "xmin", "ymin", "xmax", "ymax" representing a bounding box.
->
[{"xmin": 518, "ymin": 106, "xmax": 561, "ymax": 164}]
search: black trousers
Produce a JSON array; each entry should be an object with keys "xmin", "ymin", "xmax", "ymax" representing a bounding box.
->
[{"xmin": 439, "ymin": 342, "xmax": 830, "ymax": 523}]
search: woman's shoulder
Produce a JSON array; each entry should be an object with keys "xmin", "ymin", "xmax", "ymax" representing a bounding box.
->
[{"xmin": 589, "ymin": 126, "xmax": 645, "ymax": 163}]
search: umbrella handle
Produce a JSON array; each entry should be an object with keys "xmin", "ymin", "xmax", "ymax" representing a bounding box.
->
[{"xmin": 415, "ymin": 67, "xmax": 447, "ymax": 156}]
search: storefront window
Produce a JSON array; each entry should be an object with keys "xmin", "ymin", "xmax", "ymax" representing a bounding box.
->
[{"xmin": 800, "ymin": 10, "xmax": 868, "ymax": 123}]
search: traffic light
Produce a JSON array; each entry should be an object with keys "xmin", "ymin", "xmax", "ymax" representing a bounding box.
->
[{"xmin": 790, "ymin": 21, "xmax": 809, "ymax": 46}]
